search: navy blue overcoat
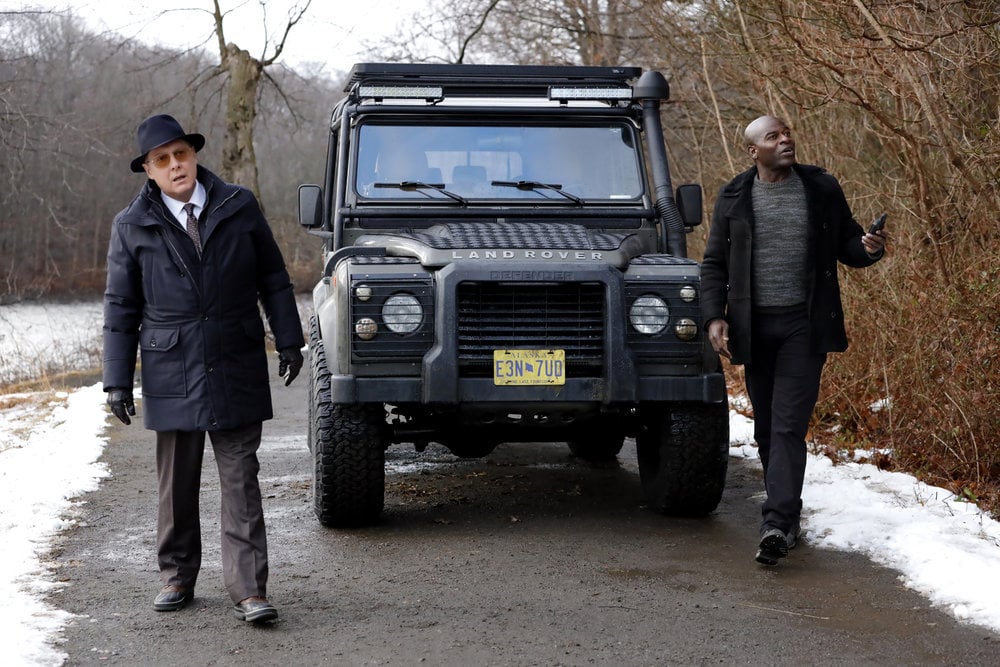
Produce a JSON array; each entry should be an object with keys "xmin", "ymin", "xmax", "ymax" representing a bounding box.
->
[{"xmin": 103, "ymin": 166, "xmax": 304, "ymax": 431}]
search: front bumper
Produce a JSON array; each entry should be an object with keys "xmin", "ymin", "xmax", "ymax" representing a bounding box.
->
[{"xmin": 327, "ymin": 372, "xmax": 726, "ymax": 405}]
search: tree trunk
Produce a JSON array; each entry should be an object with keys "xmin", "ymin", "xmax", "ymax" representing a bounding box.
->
[{"xmin": 220, "ymin": 43, "xmax": 263, "ymax": 205}]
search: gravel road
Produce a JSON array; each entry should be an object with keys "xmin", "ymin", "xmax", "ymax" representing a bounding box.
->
[{"xmin": 52, "ymin": 368, "xmax": 999, "ymax": 665}]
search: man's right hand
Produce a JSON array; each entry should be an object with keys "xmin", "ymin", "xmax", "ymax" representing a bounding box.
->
[
  {"xmin": 707, "ymin": 319, "xmax": 732, "ymax": 360},
  {"xmin": 106, "ymin": 388, "xmax": 136, "ymax": 425}
]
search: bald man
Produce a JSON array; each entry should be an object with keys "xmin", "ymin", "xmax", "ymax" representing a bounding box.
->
[{"xmin": 701, "ymin": 116, "xmax": 887, "ymax": 565}]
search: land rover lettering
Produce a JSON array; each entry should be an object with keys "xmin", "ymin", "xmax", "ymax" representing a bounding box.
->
[{"xmin": 450, "ymin": 250, "xmax": 604, "ymax": 261}]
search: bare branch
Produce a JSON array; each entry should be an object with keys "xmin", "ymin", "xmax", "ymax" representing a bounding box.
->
[
  {"xmin": 261, "ymin": 0, "xmax": 313, "ymax": 68},
  {"xmin": 456, "ymin": 0, "xmax": 501, "ymax": 64}
]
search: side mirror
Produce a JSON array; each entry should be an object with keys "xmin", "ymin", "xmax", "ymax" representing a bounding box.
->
[
  {"xmin": 675, "ymin": 183, "xmax": 703, "ymax": 227},
  {"xmin": 298, "ymin": 184, "xmax": 323, "ymax": 229}
]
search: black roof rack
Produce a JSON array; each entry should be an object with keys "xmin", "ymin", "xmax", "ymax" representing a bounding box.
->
[{"xmin": 345, "ymin": 62, "xmax": 643, "ymax": 97}]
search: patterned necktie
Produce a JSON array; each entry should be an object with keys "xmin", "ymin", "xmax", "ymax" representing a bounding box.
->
[{"xmin": 182, "ymin": 203, "xmax": 202, "ymax": 255}]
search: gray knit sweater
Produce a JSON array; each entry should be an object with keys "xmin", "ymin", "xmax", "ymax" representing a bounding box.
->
[{"xmin": 751, "ymin": 171, "xmax": 810, "ymax": 308}]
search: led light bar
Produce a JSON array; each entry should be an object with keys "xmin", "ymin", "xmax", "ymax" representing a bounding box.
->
[
  {"xmin": 358, "ymin": 85, "xmax": 444, "ymax": 99},
  {"xmin": 548, "ymin": 86, "xmax": 633, "ymax": 101}
]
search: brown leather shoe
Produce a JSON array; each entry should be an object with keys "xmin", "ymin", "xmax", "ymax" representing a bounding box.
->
[
  {"xmin": 233, "ymin": 596, "xmax": 278, "ymax": 623},
  {"xmin": 153, "ymin": 585, "xmax": 193, "ymax": 612}
]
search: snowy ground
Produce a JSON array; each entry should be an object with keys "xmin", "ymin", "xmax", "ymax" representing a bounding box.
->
[
  {"xmin": 2, "ymin": 300, "xmax": 1000, "ymax": 664},
  {"xmin": 0, "ymin": 385, "xmax": 109, "ymax": 666}
]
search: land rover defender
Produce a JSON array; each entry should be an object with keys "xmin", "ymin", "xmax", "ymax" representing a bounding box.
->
[{"xmin": 299, "ymin": 63, "xmax": 728, "ymax": 527}]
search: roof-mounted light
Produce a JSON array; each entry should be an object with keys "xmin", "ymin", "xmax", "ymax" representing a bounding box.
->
[
  {"xmin": 357, "ymin": 84, "xmax": 444, "ymax": 101},
  {"xmin": 548, "ymin": 86, "xmax": 632, "ymax": 102}
]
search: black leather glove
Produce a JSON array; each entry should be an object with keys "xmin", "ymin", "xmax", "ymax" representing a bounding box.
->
[
  {"xmin": 106, "ymin": 388, "xmax": 135, "ymax": 425},
  {"xmin": 278, "ymin": 347, "xmax": 304, "ymax": 386}
]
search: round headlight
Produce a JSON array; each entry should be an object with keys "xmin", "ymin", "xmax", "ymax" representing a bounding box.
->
[
  {"xmin": 355, "ymin": 317, "xmax": 378, "ymax": 340},
  {"xmin": 679, "ymin": 285, "xmax": 697, "ymax": 302},
  {"xmin": 629, "ymin": 295, "xmax": 668, "ymax": 334},
  {"xmin": 382, "ymin": 294, "xmax": 423, "ymax": 334},
  {"xmin": 674, "ymin": 317, "xmax": 698, "ymax": 340}
]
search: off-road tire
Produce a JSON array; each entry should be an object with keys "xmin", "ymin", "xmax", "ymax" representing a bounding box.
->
[
  {"xmin": 306, "ymin": 337, "xmax": 316, "ymax": 455},
  {"xmin": 635, "ymin": 401, "xmax": 729, "ymax": 516},
  {"xmin": 310, "ymin": 317, "xmax": 386, "ymax": 527}
]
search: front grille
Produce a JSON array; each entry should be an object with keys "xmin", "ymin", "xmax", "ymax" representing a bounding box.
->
[{"xmin": 456, "ymin": 282, "xmax": 604, "ymax": 377}]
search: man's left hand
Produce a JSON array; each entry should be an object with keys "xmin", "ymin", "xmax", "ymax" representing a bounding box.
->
[
  {"xmin": 106, "ymin": 388, "xmax": 136, "ymax": 425},
  {"xmin": 278, "ymin": 347, "xmax": 304, "ymax": 386},
  {"xmin": 863, "ymin": 229, "xmax": 887, "ymax": 257}
]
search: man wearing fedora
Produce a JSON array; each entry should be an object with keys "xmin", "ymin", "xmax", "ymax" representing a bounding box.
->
[{"xmin": 102, "ymin": 114, "xmax": 304, "ymax": 624}]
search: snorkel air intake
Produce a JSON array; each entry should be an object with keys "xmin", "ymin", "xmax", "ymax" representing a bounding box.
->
[{"xmin": 634, "ymin": 70, "xmax": 687, "ymax": 258}]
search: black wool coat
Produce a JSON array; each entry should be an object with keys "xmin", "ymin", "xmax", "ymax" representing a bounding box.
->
[
  {"xmin": 103, "ymin": 166, "xmax": 305, "ymax": 431},
  {"xmin": 701, "ymin": 163, "xmax": 880, "ymax": 365}
]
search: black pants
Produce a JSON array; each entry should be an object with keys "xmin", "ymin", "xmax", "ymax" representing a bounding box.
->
[
  {"xmin": 155, "ymin": 423, "xmax": 268, "ymax": 603},
  {"xmin": 744, "ymin": 307, "xmax": 826, "ymax": 535}
]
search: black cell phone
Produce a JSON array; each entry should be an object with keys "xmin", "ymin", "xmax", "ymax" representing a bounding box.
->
[{"xmin": 869, "ymin": 213, "xmax": 887, "ymax": 235}]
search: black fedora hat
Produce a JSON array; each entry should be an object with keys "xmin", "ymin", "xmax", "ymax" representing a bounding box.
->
[{"xmin": 130, "ymin": 114, "xmax": 205, "ymax": 173}]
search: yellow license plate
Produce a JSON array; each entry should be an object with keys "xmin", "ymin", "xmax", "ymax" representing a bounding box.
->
[{"xmin": 493, "ymin": 349, "xmax": 565, "ymax": 386}]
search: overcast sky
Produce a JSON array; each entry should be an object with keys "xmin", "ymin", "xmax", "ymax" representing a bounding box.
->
[{"xmin": 4, "ymin": 0, "xmax": 417, "ymax": 72}]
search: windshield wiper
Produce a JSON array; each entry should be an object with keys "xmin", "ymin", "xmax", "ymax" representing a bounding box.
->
[
  {"xmin": 491, "ymin": 180, "xmax": 584, "ymax": 206},
  {"xmin": 373, "ymin": 181, "xmax": 467, "ymax": 206}
]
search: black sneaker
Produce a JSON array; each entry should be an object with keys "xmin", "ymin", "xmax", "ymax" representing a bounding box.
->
[{"xmin": 755, "ymin": 528, "xmax": 789, "ymax": 565}]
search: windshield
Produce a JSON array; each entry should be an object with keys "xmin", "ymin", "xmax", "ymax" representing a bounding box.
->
[{"xmin": 354, "ymin": 122, "xmax": 643, "ymax": 202}]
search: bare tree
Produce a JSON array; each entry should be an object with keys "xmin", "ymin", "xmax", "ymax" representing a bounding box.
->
[
  {"xmin": 365, "ymin": 0, "xmax": 501, "ymax": 64},
  {"xmin": 208, "ymin": 0, "xmax": 312, "ymax": 201},
  {"xmin": 0, "ymin": 11, "xmax": 193, "ymax": 297},
  {"xmin": 0, "ymin": 6, "xmax": 326, "ymax": 299},
  {"xmin": 369, "ymin": 0, "xmax": 654, "ymax": 65}
]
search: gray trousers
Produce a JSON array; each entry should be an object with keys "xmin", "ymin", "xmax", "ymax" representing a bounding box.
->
[
  {"xmin": 745, "ymin": 307, "xmax": 826, "ymax": 535},
  {"xmin": 155, "ymin": 423, "xmax": 268, "ymax": 603}
]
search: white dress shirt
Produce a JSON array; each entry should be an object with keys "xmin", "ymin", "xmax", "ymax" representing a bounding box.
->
[{"xmin": 160, "ymin": 181, "xmax": 208, "ymax": 228}]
